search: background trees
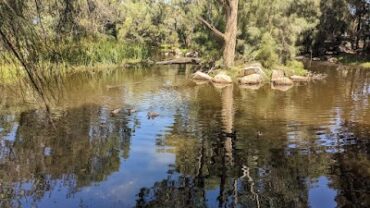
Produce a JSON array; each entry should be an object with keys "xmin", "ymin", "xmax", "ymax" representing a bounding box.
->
[{"xmin": 0, "ymin": 0, "xmax": 369, "ymax": 70}]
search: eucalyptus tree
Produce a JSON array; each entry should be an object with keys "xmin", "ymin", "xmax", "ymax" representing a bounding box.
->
[{"xmin": 198, "ymin": 0, "xmax": 239, "ymax": 68}]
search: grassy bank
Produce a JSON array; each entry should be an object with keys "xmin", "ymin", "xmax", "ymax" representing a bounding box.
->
[
  {"xmin": 0, "ymin": 38, "xmax": 153, "ymax": 84},
  {"xmin": 337, "ymin": 54, "xmax": 370, "ymax": 69}
]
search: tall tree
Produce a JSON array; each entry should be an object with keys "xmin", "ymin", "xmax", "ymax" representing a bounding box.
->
[{"xmin": 198, "ymin": 0, "xmax": 239, "ymax": 68}]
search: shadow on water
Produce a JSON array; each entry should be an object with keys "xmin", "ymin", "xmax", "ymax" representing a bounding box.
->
[{"xmin": 0, "ymin": 63, "xmax": 369, "ymax": 207}]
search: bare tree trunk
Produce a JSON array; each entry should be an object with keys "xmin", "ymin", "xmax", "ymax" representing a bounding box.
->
[
  {"xmin": 223, "ymin": 0, "xmax": 238, "ymax": 68},
  {"xmin": 198, "ymin": 0, "xmax": 239, "ymax": 68},
  {"xmin": 355, "ymin": 13, "xmax": 362, "ymax": 50}
]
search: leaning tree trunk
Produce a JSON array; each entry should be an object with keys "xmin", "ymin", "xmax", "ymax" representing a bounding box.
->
[
  {"xmin": 223, "ymin": 0, "xmax": 238, "ymax": 68},
  {"xmin": 355, "ymin": 13, "xmax": 362, "ymax": 50},
  {"xmin": 198, "ymin": 0, "xmax": 239, "ymax": 68}
]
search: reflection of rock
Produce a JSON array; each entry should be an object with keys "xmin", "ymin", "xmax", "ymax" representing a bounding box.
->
[
  {"xmin": 238, "ymin": 74, "xmax": 263, "ymax": 85},
  {"xmin": 290, "ymin": 75, "xmax": 309, "ymax": 82},
  {"xmin": 192, "ymin": 71, "xmax": 212, "ymax": 81},
  {"xmin": 193, "ymin": 80, "xmax": 209, "ymax": 85},
  {"xmin": 271, "ymin": 84, "xmax": 293, "ymax": 91},
  {"xmin": 271, "ymin": 70, "xmax": 285, "ymax": 81},
  {"xmin": 212, "ymin": 82, "xmax": 231, "ymax": 89},
  {"xmin": 309, "ymin": 73, "xmax": 328, "ymax": 80},
  {"xmin": 106, "ymin": 84, "xmax": 125, "ymax": 90},
  {"xmin": 212, "ymin": 73, "xmax": 233, "ymax": 84},
  {"xmin": 272, "ymin": 77, "xmax": 294, "ymax": 86},
  {"xmin": 239, "ymin": 84, "xmax": 263, "ymax": 90}
]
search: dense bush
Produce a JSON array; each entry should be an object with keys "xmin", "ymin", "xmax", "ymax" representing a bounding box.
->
[{"xmin": 46, "ymin": 39, "xmax": 151, "ymax": 66}]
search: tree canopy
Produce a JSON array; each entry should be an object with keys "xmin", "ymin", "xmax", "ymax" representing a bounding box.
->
[{"xmin": 0, "ymin": 0, "xmax": 369, "ymax": 69}]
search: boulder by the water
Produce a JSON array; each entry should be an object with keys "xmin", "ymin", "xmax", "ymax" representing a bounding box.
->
[
  {"xmin": 271, "ymin": 70, "xmax": 285, "ymax": 81},
  {"xmin": 240, "ymin": 63, "xmax": 265, "ymax": 77},
  {"xmin": 295, "ymin": 56, "xmax": 305, "ymax": 60},
  {"xmin": 238, "ymin": 74, "xmax": 263, "ymax": 85},
  {"xmin": 312, "ymin": 57, "xmax": 321, "ymax": 61},
  {"xmin": 290, "ymin": 75, "xmax": 309, "ymax": 82},
  {"xmin": 212, "ymin": 73, "xmax": 233, "ymax": 84},
  {"xmin": 327, "ymin": 57, "xmax": 338, "ymax": 63},
  {"xmin": 192, "ymin": 71, "xmax": 212, "ymax": 81},
  {"xmin": 174, "ymin": 48, "xmax": 183, "ymax": 58},
  {"xmin": 185, "ymin": 51, "xmax": 199, "ymax": 58},
  {"xmin": 272, "ymin": 77, "xmax": 294, "ymax": 86},
  {"xmin": 271, "ymin": 70, "xmax": 293, "ymax": 85}
]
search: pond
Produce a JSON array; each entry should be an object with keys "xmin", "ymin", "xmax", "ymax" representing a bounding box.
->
[{"xmin": 0, "ymin": 62, "xmax": 369, "ymax": 208}]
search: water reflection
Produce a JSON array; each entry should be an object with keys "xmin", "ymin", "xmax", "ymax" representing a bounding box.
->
[
  {"xmin": 0, "ymin": 64, "xmax": 369, "ymax": 207},
  {"xmin": 0, "ymin": 105, "xmax": 129, "ymax": 206}
]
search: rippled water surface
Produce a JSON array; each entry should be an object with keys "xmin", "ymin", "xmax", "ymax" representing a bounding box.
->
[{"xmin": 0, "ymin": 63, "xmax": 369, "ymax": 208}]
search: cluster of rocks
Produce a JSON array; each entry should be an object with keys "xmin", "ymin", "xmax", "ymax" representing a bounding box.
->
[
  {"xmin": 311, "ymin": 56, "xmax": 339, "ymax": 63},
  {"xmin": 238, "ymin": 63, "xmax": 265, "ymax": 85},
  {"xmin": 192, "ymin": 71, "xmax": 233, "ymax": 87},
  {"xmin": 192, "ymin": 62, "xmax": 314, "ymax": 91}
]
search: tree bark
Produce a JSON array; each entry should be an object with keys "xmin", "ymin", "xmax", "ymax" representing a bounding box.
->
[
  {"xmin": 198, "ymin": 0, "xmax": 239, "ymax": 68},
  {"xmin": 355, "ymin": 12, "xmax": 362, "ymax": 50},
  {"xmin": 223, "ymin": 0, "xmax": 238, "ymax": 68}
]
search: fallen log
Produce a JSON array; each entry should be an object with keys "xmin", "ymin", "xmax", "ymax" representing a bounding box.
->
[{"xmin": 156, "ymin": 58, "xmax": 201, "ymax": 65}]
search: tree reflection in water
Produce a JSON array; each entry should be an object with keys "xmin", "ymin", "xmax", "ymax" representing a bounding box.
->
[
  {"xmin": 0, "ymin": 64, "xmax": 369, "ymax": 207},
  {"xmin": 0, "ymin": 104, "xmax": 133, "ymax": 207},
  {"xmin": 134, "ymin": 69, "xmax": 370, "ymax": 208}
]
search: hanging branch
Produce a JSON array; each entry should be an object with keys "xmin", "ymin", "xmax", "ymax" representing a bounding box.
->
[{"xmin": 198, "ymin": 16, "xmax": 225, "ymax": 40}]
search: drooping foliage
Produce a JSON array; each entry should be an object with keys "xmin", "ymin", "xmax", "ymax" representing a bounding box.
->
[
  {"xmin": 0, "ymin": 0, "xmax": 369, "ymax": 69},
  {"xmin": 239, "ymin": 0, "xmax": 321, "ymax": 67}
]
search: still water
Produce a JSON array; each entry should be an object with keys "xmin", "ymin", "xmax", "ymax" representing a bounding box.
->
[{"xmin": 0, "ymin": 63, "xmax": 369, "ymax": 208}]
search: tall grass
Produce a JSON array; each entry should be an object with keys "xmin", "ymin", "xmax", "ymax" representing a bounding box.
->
[
  {"xmin": 0, "ymin": 38, "xmax": 152, "ymax": 84},
  {"xmin": 47, "ymin": 38, "xmax": 151, "ymax": 66}
]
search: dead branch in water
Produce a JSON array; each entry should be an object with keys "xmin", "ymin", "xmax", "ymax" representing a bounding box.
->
[{"xmin": 156, "ymin": 58, "xmax": 201, "ymax": 65}]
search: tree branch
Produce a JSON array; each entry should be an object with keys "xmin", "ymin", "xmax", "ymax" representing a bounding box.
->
[{"xmin": 198, "ymin": 16, "xmax": 225, "ymax": 40}]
